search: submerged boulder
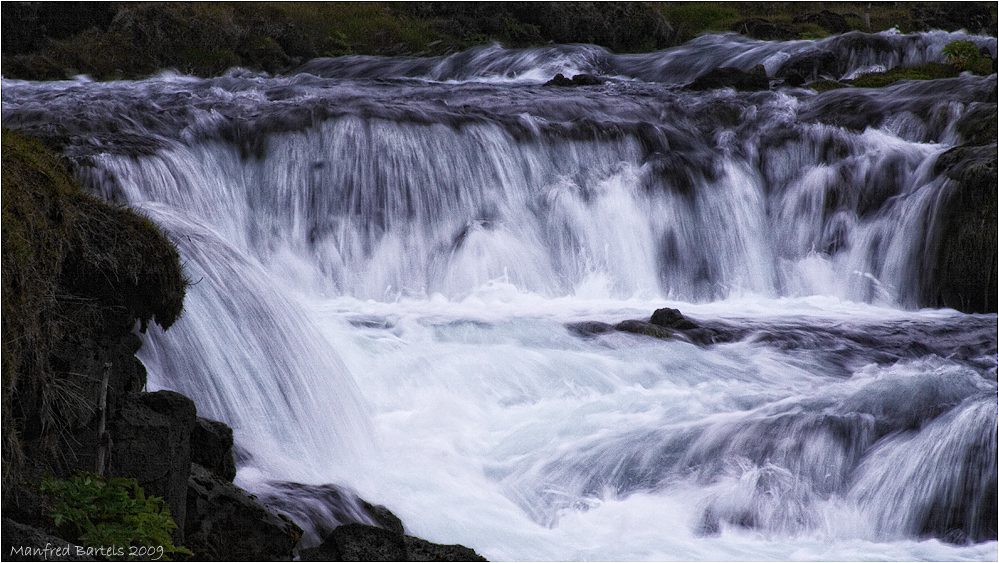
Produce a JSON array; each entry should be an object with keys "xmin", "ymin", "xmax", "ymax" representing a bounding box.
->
[
  {"xmin": 565, "ymin": 321, "xmax": 616, "ymax": 337},
  {"xmin": 615, "ymin": 320, "xmax": 674, "ymax": 339}
]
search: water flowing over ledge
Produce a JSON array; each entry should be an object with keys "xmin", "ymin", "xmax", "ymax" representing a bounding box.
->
[
  {"xmin": 291, "ymin": 30, "xmax": 996, "ymax": 84},
  {"xmin": 3, "ymin": 30, "xmax": 996, "ymax": 561}
]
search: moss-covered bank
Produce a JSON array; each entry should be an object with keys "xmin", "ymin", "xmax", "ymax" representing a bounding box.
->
[{"xmin": 1, "ymin": 127, "xmax": 186, "ymax": 493}]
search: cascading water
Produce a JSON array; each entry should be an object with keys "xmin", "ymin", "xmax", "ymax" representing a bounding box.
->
[{"xmin": 3, "ymin": 29, "xmax": 996, "ymax": 561}]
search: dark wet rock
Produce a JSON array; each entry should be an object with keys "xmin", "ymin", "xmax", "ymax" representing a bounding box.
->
[
  {"xmin": 348, "ymin": 316, "xmax": 396, "ymax": 330},
  {"xmin": 405, "ymin": 535, "xmax": 488, "ymax": 562},
  {"xmin": 301, "ymin": 523, "xmax": 406, "ymax": 562},
  {"xmin": 650, "ymin": 307, "xmax": 699, "ymax": 330},
  {"xmin": 685, "ymin": 65, "xmax": 770, "ymax": 92},
  {"xmin": 924, "ymin": 144, "xmax": 998, "ymax": 313},
  {"xmin": 615, "ymin": 320, "xmax": 674, "ymax": 339},
  {"xmin": 363, "ymin": 501, "xmax": 406, "ymax": 536},
  {"xmin": 775, "ymin": 32, "xmax": 895, "ymax": 84},
  {"xmin": 565, "ymin": 321, "xmax": 616, "ymax": 337},
  {"xmin": 682, "ymin": 327, "xmax": 738, "ymax": 346},
  {"xmin": 953, "ymin": 103, "xmax": 998, "ymax": 146},
  {"xmin": 185, "ymin": 464, "xmax": 302, "ymax": 561},
  {"xmin": 190, "ymin": 417, "xmax": 237, "ymax": 482},
  {"xmin": 255, "ymin": 481, "xmax": 379, "ymax": 549},
  {"xmin": 792, "ymin": 10, "xmax": 852, "ymax": 35},
  {"xmin": 776, "ymin": 50, "xmax": 841, "ymax": 84},
  {"xmin": 648, "ymin": 308, "xmax": 739, "ymax": 345},
  {"xmin": 544, "ymin": 73, "xmax": 605, "ymax": 87},
  {"xmin": 729, "ymin": 18, "xmax": 800, "ymax": 41},
  {"xmin": 300, "ymin": 522, "xmax": 488, "ymax": 562},
  {"xmin": 2, "ymin": 518, "xmax": 94, "ymax": 562},
  {"xmin": 109, "ymin": 391, "xmax": 197, "ymax": 540}
]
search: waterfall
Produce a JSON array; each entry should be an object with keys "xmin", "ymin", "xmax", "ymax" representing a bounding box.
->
[{"xmin": 3, "ymin": 30, "xmax": 996, "ymax": 561}]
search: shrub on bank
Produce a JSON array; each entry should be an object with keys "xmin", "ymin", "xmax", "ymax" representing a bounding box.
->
[{"xmin": 38, "ymin": 472, "xmax": 191, "ymax": 560}]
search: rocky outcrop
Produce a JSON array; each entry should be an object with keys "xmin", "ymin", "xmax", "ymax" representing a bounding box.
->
[
  {"xmin": 650, "ymin": 307, "xmax": 699, "ymax": 330},
  {"xmin": 404, "ymin": 535, "xmax": 487, "ymax": 562},
  {"xmin": 567, "ymin": 309, "xmax": 737, "ymax": 346},
  {"xmin": 685, "ymin": 65, "xmax": 770, "ymax": 92},
  {"xmin": 925, "ymin": 144, "xmax": 998, "ymax": 313},
  {"xmin": 299, "ymin": 522, "xmax": 487, "ymax": 562},
  {"xmin": 185, "ymin": 464, "xmax": 303, "ymax": 561},
  {"xmin": 109, "ymin": 391, "xmax": 197, "ymax": 540},
  {"xmin": 544, "ymin": 73, "xmax": 604, "ymax": 87},
  {"xmin": 191, "ymin": 416, "xmax": 237, "ymax": 482},
  {"xmin": 2, "ymin": 127, "xmax": 187, "ymax": 494}
]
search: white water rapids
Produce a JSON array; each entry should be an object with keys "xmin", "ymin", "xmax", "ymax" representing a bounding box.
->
[{"xmin": 2, "ymin": 30, "xmax": 996, "ymax": 561}]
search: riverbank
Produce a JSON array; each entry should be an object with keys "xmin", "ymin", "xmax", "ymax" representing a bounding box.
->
[{"xmin": 2, "ymin": 2, "xmax": 996, "ymax": 80}]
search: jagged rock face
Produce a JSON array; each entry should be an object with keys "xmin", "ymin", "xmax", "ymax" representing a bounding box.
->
[
  {"xmin": 185, "ymin": 464, "xmax": 303, "ymax": 561},
  {"xmin": 109, "ymin": 391, "xmax": 197, "ymax": 541},
  {"xmin": 191, "ymin": 417, "xmax": 237, "ymax": 482}
]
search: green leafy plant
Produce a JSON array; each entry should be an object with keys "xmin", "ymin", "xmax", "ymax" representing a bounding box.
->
[
  {"xmin": 942, "ymin": 40, "xmax": 985, "ymax": 73},
  {"xmin": 38, "ymin": 472, "xmax": 192, "ymax": 560}
]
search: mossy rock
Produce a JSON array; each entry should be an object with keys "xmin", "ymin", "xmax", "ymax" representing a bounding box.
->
[{"xmin": 847, "ymin": 63, "xmax": 960, "ymax": 88}]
